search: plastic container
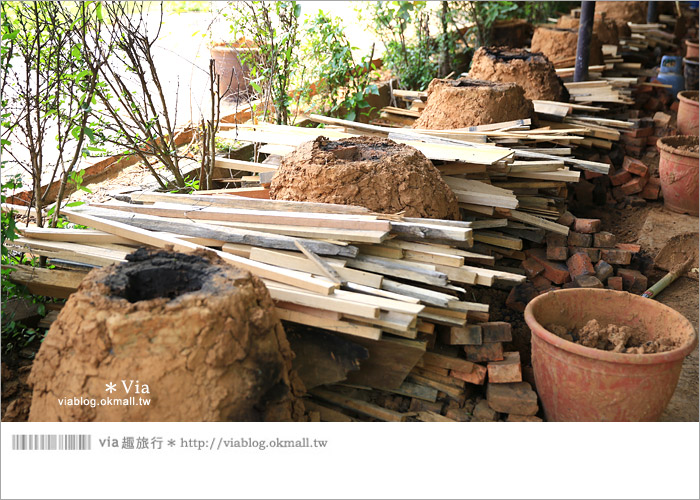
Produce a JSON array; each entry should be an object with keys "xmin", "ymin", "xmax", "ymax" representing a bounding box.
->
[
  {"xmin": 677, "ymin": 91, "xmax": 699, "ymax": 136},
  {"xmin": 657, "ymin": 135, "xmax": 699, "ymax": 215},
  {"xmin": 683, "ymin": 57, "xmax": 698, "ymax": 91},
  {"xmin": 524, "ymin": 289, "xmax": 697, "ymax": 422},
  {"xmin": 658, "ymin": 56, "xmax": 685, "ymax": 97}
]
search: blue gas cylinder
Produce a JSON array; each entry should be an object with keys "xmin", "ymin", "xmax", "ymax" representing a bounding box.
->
[{"xmin": 658, "ymin": 56, "xmax": 685, "ymax": 97}]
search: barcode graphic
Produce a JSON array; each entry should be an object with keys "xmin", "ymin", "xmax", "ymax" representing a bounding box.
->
[{"xmin": 12, "ymin": 434, "xmax": 91, "ymax": 450}]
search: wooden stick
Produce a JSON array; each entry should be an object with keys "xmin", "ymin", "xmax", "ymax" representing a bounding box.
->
[{"xmin": 294, "ymin": 240, "xmax": 343, "ymax": 284}]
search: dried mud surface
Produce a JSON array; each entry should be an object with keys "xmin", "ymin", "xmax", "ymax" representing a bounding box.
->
[
  {"xmin": 548, "ymin": 319, "xmax": 679, "ymax": 354},
  {"xmin": 530, "ymin": 28, "xmax": 604, "ymax": 66},
  {"xmin": 597, "ymin": 1, "xmax": 647, "ymax": 35},
  {"xmin": 270, "ymin": 136, "xmax": 459, "ymax": 219},
  {"xmin": 412, "ymin": 78, "xmax": 534, "ymax": 130},
  {"xmin": 28, "ymin": 248, "xmax": 305, "ymax": 422},
  {"xmin": 468, "ymin": 47, "xmax": 568, "ymax": 102},
  {"xmin": 556, "ymin": 14, "xmax": 620, "ymax": 45}
]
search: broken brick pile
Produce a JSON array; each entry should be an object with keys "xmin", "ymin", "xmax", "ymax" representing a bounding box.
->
[
  {"xmin": 506, "ymin": 211, "xmax": 648, "ymax": 313},
  {"xmin": 609, "ymin": 155, "xmax": 662, "ymax": 203}
]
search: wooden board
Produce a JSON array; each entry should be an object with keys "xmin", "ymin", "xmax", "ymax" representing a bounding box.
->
[
  {"xmin": 89, "ymin": 202, "xmax": 391, "ymax": 232},
  {"xmin": 5, "ymin": 264, "xmax": 86, "ymax": 299},
  {"xmin": 341, "ymin": 335, "xmax": 427, "ymax": 391},
  {"xmin": 62, "ymin": 210, "xmax": 338, "ymax": 295},
  {"xmin": 131, "ymin": 191, "xmax": 371, "ymax": 215}
]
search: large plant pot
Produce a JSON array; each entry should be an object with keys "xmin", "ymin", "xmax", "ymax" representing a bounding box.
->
[
  {"xmin": 677, "ymin": 91, "xmax": 699, "ymax": 136},
  {"xmin": 210, "ymin": 45, "xmax": 259, "ymax": 98},
  {"xmin": 686, "ymin": 39, "xmax": 699, "ymax": 59},
  {"xmin": 524, "ymin": 289, "xmax": 697, "ymax": 422},
  {"xmin": 657, "ymin": 135, "xmax": 699, "ymax": 216}
]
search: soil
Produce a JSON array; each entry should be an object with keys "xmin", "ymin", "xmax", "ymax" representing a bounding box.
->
[
  {"xmin": 556, "ymin": 14, "xmax": 620, "ymax": 46},
  {"xmin": 1, "ymin": 357, "xmax": 34, "ymax": 422},
  {"xmin": 468, "ymin": 47, "xmax": 569, "ymax": 102},
  {"xmin": 658, "ymin": 135, "xmax": 699, "ymax": 155},
  {"xmin": 548, "ymin": 319, "xmax": 679, "ymax": 354},
  {"xmin": 412, "ymin": 78, "xmax": 535, "ymax": 130},
  {"xmin": 596, "ymin": 1, "xmax": 647, "ymax": 36},
  {"xmin": 27, "ymin": 248, "xmax": 305, "ymax": 422},
  {"xmin": 530, "ymin": 27, "xmax": 604, "ymax": 66},
  {"xmin": 269, "ymin": 136, "xmax": 459, "ymax": 219}
]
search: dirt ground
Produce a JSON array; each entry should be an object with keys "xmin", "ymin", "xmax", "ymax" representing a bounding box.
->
[{"xmin": 580, "ymin": 200, "xmax": 699, "ymax": 422}]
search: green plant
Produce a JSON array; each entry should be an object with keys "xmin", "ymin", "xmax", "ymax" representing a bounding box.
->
[
  {"xmin": 227, "ymin": 1, "xmax": 302, "ymax": 125},
  {"xmin": 301, "ymin": 11, "xmax": 378, "ymax": 121},
  {"xmin": 1, "ymin": 1, "xmax": 106, "ymax": 228},
  {"xmin": 360, "ymin": 1, "xmax": 438, "ymax": 91},
  {"xmin": 170, "ymin": 175, "xmax": 200, "ymax": 194},
  {"xmin": 1, "ymin": 174, "xmax": 49, "ymax": 355}
]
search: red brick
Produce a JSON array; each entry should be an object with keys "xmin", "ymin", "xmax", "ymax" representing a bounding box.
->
[
  {"xmin": 546, "ymin": 246, "xmax": 568, "ymax": 261},
  {"xmin": 600, "ymin": 248, "xmax": 632, "ymax": 265},
  {"xmin": 640, "ymin": 182, "xmax": 661, "ymax": 200},
  {"xmin": 486, "ymin": 381, "xmax": 538, "ymax": 416},
  {"xmin": 505, "ymin": 283, "xmax": 538, "ymax": 312},
  {"xmin": 618, "ymin": 268, "xmax": 648, "ymax": 293},
  {"xmin": 487, "ymin": 352, "xmax": 522, "ymax": 383},
  {"xmin": 624, "ymin": 144, "xmax": 644, "ymax": 157},
  {"xmin": 623, "ymin": 127, "xmax": 654, "ymax": 139},
  {"xmin": 441, "ymin": 325, "xmax": 482, "ymax": 345},
  {"xmin": 568, "ymin": 231, "xmax": 593, "ymax": 247},
  {"xmin": 620, "ymin": 175, "xmax": 648, "ymax": 195},
  {"xmin": 480, "ymin": 322, "xmax": 512, "ymax": 343},
  {"xmin": 616, "ymin": 243, "xmax": 641, "ymax": 253},
  {"xmin": 522, "ymin": 258, "xmax": 544, "ymax": 279},
  {"xmin": 648, "ymin": 176, "xmax": 662, "ymax": 187},
  {"xmin": 671, "ymin": 100, "xmax": 679, "ymax": 112},
  {"xmin": 584, "ymin": 170, "xmax": 604, "ymax": 180},
  {"xmin": 574, "ymin": 275, "xmax": 604, "ymax": 288},
  {"xmin": 647, "ymin": 135, "xmax": 659, "ymax": 147},
  {"xmin": 465, "ymin": 342, "xmax": 504, "ymax": 363},
  {"xmin": 450, "ymin": 364, "xmax": 487, "ymax": 385},
  {"xmin": 593, "ymin": 231, "xmax": 617, "ymax": 248},
  {"xmin": 573, "ymin": 218, "xmax": 601, "ymax": 234},
  {"xmin": 608, "ymin": 276, "xmax": 623, "ymax": 290},
  {"xmin": 621, "ymin": 135, "xmax": 646, "ymax": 148},
  {"xmin": 506, "ymin": 414, "xmax": 543, "ymax": 422},
  {"xmin": 622, "ymin": 156, "xmax": 650, "ymax": 177},
  {"xmin": 568, "ymin": 247, "xmax": 600, "ymax": 262},
  {"xmin": 556, "ymin": 211, "xmax": 576, "ymax": 227},
  {"xmin": 610, "ymin": 169, "xmax": 633, "ymax": 186},
  {"xmin": 528, "ymin": 248, "xmax": 571, "ymax": 284},
  {"xmin": 546, "ymin": 232, "xmax": 568, "ymax": 247},
  {"xmin": 567, "ymin": 252, "xmax": 595, "ymax": 279},
  {"xmin": 594, "ymin": 259, "xmax": 614, "ymax": 281}
]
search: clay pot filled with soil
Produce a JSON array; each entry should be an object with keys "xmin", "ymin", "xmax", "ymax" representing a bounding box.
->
[
  {"xmin": 556, "ymin": 13, "xmax": 620, "ymax": 46},
  {"xmin": 412, "ymin": 78, "xmax": 535, "ymax": 130},
  {"xmin": 468, "ymin": 46, "xmax": 569, "ymax": 102},
  {"xmin": 530, "ymin": 27, "xmax": 604, "ymax": 68},
  {"xmin": 28, "ymin": 248, "xmax": 305, "ymax": 422},
  {"xmin": 269, "ymin": 136, "xmax": 459, "ymax": 219}
]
